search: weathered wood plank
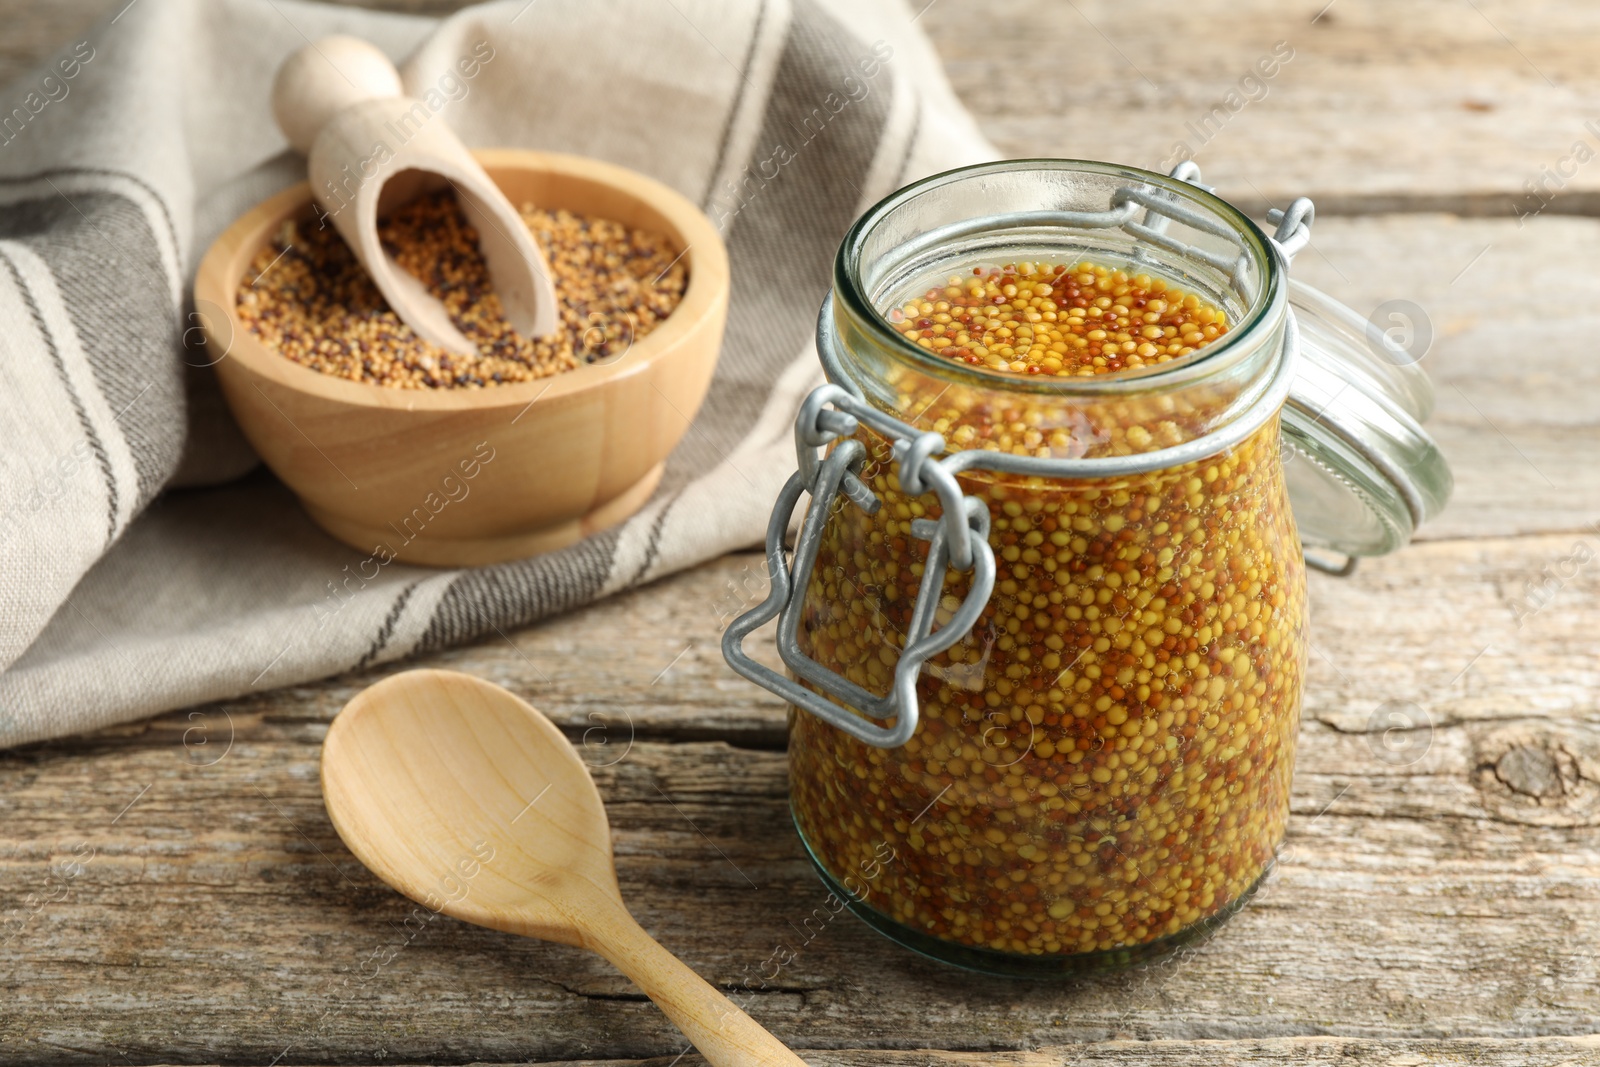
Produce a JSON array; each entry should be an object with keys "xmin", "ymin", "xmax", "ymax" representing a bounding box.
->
[
  {"xmin": 3, "ymin": 543, "xmax": 1597, "ymax": 1063},
  {"xmin": 258, "ymin": 519, "xmax": 1600, "ymax": 749},
  {"xmin": 2, "ymin": 2, "xmax": 1595, "ymax": 1064},
  {"xmin": 925, "ymin": 0, "xmax": 1600, "ymax": 216},
  {"xmin": 485, "ymin": 1035, "xmax": 1600, "ymax": 1066},
  {"xmin": 3, "ymin": 733, "xmax": 1598, "ymax": 1059},
  {"xmin": 96, "ymin": 1036, "xmax": 1600, "ymax": 1066},
  {"xmin": 1284, "ymin": 214, "xmax": 1600, "ymax": 542},
  {"xmin": 1216, "ymin": 212, "xmax": 1593, "ymax": 543}
]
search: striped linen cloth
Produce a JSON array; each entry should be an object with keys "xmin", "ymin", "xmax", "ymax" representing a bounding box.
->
[{"xmin": 0, "ymin": 0, "xmax": 991, "ymax": 746}]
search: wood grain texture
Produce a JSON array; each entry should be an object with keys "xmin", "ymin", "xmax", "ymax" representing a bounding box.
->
[
  {"xmin": 1284, "ymin": 214, "xmax": 1600, "ymax": 541},
  {"xmin": 4, "ymin": 540, "xmax": 1599, "ymax": 1063},
  {"xmin": 423, "ymin": 1037, "xmax": 1600, "ymax": 1066},
  {"xmin": 12, "ymin": 1038, "xmax": 1594, "ymax": 1067},
  {"xmin": 2, "ymin": 0, "xmax": 1596, "ymax": 1063},
  {"xmin": 320, "ymin": 669, "xmax": 807, "ymax": 1067},
  {"xmin": 922, "ymin": 0, "xmax": 1600, "ymax": 217}
]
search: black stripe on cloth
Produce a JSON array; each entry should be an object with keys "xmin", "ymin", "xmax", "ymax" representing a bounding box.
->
[
  {"xmin": 890, "ymin": 95, "xmax": 923, "ymax": 190},
  {"xmin": 355, "ymin": 579, "xmax": 422, "ymax": 671},
  {"xmin": 662, "ymin": 0, "xmax": 894, "ymax": 492},
  {"xmin": 701, "ymin": 0, "xmax": 772, "ymax": 211},
  {"xmin": 0, "ymin": 166, "xmax": 183, "ymax": 283},
  {"xmin": 0, "ymin": 246, "xmax": 118, "ymax": 545},
  {"xmin": 413, "ymin": 526, "xmax": 625, "ymax": 653},
  {"xmin": 0, "ymin": 191, "xmax": 184, "ymax": 510},
  {"xmin": 623, "ymin": 487, "xmax": 683, "ymax": 589}
]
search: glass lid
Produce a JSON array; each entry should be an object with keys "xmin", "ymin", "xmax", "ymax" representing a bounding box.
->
[{"xmin": 1282, "ymin": 279, "xmax": 1453, "ymax": 560}]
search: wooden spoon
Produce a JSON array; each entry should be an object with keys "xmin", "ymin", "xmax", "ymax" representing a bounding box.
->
[
  {"xmin": 271, "ymin": 36, "xmax": 558, "ymax": 355},
  {"xmin": 320, "ymin": 668, "xmax": 807, "ymax": 1067}
]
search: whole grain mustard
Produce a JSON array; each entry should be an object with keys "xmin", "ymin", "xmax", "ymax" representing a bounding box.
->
[{"xmin": 790, "ymin": 260, "xmax": 1307, "ymax": 964}]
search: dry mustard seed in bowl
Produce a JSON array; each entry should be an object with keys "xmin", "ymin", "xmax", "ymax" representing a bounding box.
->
[
  {"xmin": 235, "ymin": 189, "xmax": 688, "ymax": 389},
  {"xmin": 197, "ymin": 149, "xmax": 729, "ymax": 569}
]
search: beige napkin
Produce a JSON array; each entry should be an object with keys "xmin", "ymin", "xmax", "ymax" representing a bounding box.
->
[{"xmin": 0, "ymin": 0, "xmax": 991, "ymax": 747}]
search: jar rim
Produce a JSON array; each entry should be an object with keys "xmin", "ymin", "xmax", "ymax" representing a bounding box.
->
[{"xmin": 833, "ymin": 157, "xmax": 1285, "ymax": 397}]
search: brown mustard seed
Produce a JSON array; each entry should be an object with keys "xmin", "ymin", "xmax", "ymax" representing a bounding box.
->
[
  {"xmin": 791, "ymin": 263, "xmax": 1306, "ymax": 960},
  {"xmin": 890, "ymin": 261, "xmax": 1227, "ymax": 377},
  {"xmin": 236, "ymin": 189, "xmax": 688, "ymax": 389}
]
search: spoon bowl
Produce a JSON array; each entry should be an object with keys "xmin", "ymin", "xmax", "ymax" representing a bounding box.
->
[
  {"xmin": 321, "ymin": 669, "xmax": 806, "ymax": 1066},
  {"xmin": 322, "ymin": 668, "xmax": 609, "ymax": 944}
]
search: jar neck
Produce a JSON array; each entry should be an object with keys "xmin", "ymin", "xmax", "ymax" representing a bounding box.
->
[{"xmin": 826, "ymin": 160, "xmax": 1290, "ymax": 467}]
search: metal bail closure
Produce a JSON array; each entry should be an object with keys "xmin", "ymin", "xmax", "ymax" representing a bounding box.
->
[
  {"xmin": 1280, "ymin": 278, "xmax": 1453, "ymax": 568},
  {"xmin": 721, "ymin": 384, "xmax": 998, "ymax": 749}
]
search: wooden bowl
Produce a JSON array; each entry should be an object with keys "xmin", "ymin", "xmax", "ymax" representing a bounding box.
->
[{"xmin": 194, "ymin": 150, "xmax": 728, "ymax": 566}]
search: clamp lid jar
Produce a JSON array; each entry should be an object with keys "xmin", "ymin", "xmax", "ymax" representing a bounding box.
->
[{"xmin": 724, "ymin": 159, "xmax": 1449, "ymax": 975}]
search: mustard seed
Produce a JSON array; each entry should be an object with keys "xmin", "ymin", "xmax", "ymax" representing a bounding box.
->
[
  {"xmin": 791, "ymin": 262, "xmax": 1306, "ymax": 962},
  {"xmin": 236, "ymin": 189, "xmax": 688, "ymax": 389},
  {"xmin": 889, "ymin": 261, "xmax": 1226, "ymax": 376}
]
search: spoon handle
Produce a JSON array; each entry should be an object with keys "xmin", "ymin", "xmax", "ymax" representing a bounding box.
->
[{"xmin": 591, "ymin": 905, "xmax": 809, "ymax": 1066}]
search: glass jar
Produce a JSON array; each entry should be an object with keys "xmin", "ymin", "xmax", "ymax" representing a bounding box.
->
[{"xmin": 724, "ymin": 159, "xmax": 1450, "ymax": 976}]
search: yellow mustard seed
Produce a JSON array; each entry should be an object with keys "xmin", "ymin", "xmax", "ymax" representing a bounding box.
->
[
  {"xmin": 791, "ymin": 262, "xmax": 1306, "ymax": 961},
  {"xmin": 888, "ymin": 260, "xmax": 1224, "ymax": 377}
]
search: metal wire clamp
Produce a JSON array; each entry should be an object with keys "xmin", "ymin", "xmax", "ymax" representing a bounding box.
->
[
  {"xmin": 719, "ymin": 304, "xmax": 1299, "ymax": 749},
  {"xmin": 721, "ymin": 389, "xmax": 998, "ymax": 749}
]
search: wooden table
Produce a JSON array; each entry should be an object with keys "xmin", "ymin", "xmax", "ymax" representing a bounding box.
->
[{"xmin": 5, "ymin": 2, "xmax": 1599, "ymax": 1064}]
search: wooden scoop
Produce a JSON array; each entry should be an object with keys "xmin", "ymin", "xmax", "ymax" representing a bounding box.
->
[
  {"xmin": 271, "ymin": 36, "xmax": 558, "ymax": 355},
  {"xmin": 320, "ymin": 669, "xmax": 807, "ymax": 1067}
]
